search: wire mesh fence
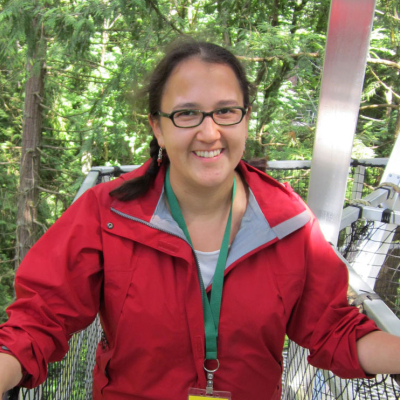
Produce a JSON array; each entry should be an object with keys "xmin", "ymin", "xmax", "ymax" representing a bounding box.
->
[
  {"xmin": 16, "ymin": 319, "xmax": 101, "ymax": 400},
  {"xmin": 282, "ymin": 343, "xmax": 400, "ymax": 399},
  {"xmin": 266, "ymin": 159, "xmax": 387, "ymax": 203},
  {"xmin": 282, "ymin": 219, "xmax": 400, "ymax": 400},
  {"xmin": 12, "ymin": 158, "xmax": 400, "ymax": 400},
  {"xmin": 269, "ymin": 168, "xmax": 311, "ymax": 200},
  {"xmin": 347, "ymin": 166, "xmax": 384, "ymax": 202},
  {"xmin": 339, "ymin": 222, "xmax": 400, "ymax": 319}
]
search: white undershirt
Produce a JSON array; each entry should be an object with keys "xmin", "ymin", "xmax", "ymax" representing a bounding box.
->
[{"xmin": 194, "ymin": 249, "xmax": 220, "ymax": 288}]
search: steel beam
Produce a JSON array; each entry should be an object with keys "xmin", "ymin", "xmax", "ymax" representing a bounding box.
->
[{"xmin": 307, "ymin": 0, "xmax": 377, "ymax": 245}]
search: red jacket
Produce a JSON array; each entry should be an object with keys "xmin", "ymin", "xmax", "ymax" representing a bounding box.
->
[{"xmin": 0, "ymin": 161, "xmax": 378, "ymax": 399}]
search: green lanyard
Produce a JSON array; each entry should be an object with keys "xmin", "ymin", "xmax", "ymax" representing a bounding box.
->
[{"xmin": 164, "ymin": 167, "xmax": 236, "ymax": 360}]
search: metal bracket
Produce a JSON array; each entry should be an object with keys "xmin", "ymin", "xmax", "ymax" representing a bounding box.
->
[
  {"xmin": 381, "ymin": 208, "xmax": 392, "ymax": 223},
  {"xmin": 351, "ymin": 291, "xmax": 381, "ymax": 307}
]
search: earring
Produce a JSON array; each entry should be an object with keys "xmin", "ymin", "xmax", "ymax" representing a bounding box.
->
[{"xmin": 157, "ymin": 147, "xmax": 163, "ymax": 166}]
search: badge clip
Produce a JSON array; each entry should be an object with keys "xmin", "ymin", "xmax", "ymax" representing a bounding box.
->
[
  {"xmin": 188, "ymin": 359, "xmax": 231, "ymax": 399},
  {"xmin": 204, "ymin": 359, "xmax": 219, "ymax": 395}
]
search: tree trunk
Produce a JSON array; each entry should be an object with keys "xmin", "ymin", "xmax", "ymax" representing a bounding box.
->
[
  {"xmin": 394, "ymin": 104, "xmax": 400, "ymax": 140},
  {"xmin": 15, "ymin": 26, "xmax": 46, "ymax": 269}
]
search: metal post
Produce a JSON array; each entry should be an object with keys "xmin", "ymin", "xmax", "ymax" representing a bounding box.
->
[
  {"xmin": 307, "ymin": 0, "xmax": 376, "ymax": 245},
  {"xmin": 351, "ymin": 165, "xmax": 365, "ymax": 200}
]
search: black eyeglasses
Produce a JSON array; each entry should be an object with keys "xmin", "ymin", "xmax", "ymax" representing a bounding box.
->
[{"xmin": 154, "ymin": 106, "xmax": 247, "ymax": 128}]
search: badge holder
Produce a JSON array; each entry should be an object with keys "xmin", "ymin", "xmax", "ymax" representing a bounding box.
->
[{"xmin": 188, "ymin": 360, "xmax": 232, "ymax": 400}]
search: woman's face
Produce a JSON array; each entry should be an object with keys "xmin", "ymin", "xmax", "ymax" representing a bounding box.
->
[{"xmin": 150, "ymin": 57, "xmax": 250, "ymax": 191}]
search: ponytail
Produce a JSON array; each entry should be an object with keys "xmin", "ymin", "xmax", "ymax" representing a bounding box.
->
[{"xmin": 109, "ymin": 136, "xmax": 168, "ymax": 201}]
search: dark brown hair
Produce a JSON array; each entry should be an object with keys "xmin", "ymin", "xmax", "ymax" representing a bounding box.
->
[{"xmin": 110, "ymin": 39, "xmax": 253, "ymax": 201}]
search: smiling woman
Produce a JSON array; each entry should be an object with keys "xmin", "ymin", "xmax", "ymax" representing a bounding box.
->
[
  {"xmin": 110, "ymin": 40, "xmax": 253, "ymax": 202},
  {"xmin": 0, "ymin": 39, "xmax": 400, "ymax": 400},
  {"xmin": 150, "ymin": 58, "xmax": 249, "ymax": 196}
]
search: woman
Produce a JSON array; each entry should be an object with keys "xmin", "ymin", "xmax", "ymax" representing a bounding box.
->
[{"xmin": 1, "ymin": 40, "xmax": 399, "ymax": 400}]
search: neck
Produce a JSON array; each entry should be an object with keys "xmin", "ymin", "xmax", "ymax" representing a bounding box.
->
[
  {"xmin": 166, "ymin": 165, "xmax": 248, "ymax": 252},
  {"xmin": 168, "ymin": 169, "xmax": 235, "ymax": 219}
]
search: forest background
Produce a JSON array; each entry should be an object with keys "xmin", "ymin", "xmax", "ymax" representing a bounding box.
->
[{"xmin": 0, "ymin": 0, "xmax": 399, "ymax": 322}]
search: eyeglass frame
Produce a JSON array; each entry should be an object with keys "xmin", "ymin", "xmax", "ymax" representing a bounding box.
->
[{"xmin": 153, "ymin": 106, "xmax": 248, "ymax": 128}]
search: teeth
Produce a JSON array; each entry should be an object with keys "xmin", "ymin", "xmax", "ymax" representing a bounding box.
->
[{"xmin": 195, "ymin": 149, "xmax": 222, "ymax": 158}]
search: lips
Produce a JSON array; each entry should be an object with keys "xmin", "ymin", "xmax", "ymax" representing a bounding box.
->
[{"xmin": 194, "ymin": 149, "xmax": 222, "ymax": 158}]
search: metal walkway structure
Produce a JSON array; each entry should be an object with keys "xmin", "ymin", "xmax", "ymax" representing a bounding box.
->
[
  {"xmin": 4, "ymin": 0, "xmax": 400, "ymax": 398},
  {"xmin": 12, "ymin": 157, "xmax": 400, "ymax": 400}
]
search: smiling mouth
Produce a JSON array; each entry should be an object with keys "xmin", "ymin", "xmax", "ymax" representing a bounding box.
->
[{"xmin": 194, "ymin": 149, "xmax": 222, "ymax": 158}]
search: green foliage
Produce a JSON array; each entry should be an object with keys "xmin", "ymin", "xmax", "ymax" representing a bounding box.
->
[
  {"xmin": 0, "ymin": 45, "xmax": 24, "ymax": 321},
  {"xmin": 357, "ymin": 1, "xmax": 400, "ymax": 157},
  {"xmin": 0, "ymin": 0, "xmax": 399, "ymax": 320}
]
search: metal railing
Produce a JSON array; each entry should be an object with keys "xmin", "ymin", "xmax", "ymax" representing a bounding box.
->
[{"xmin": 13, "ymin": 158, "xmax": 400, "ymax": 400}]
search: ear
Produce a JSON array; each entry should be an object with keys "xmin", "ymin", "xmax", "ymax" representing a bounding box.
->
[
  {"xmin": 148, "ymin": 114, "xmax": 165, "ymax": 148},
  {"xmin": 245, "ymin": 106, "xmax": 252, "ymax": 120}
]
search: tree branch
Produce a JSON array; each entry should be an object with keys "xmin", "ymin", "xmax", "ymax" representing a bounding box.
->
[
  {"xmin": 237, "ymin": 52, "xmax": 320, "ymax": 62},
  {"xmin": 51, "ymin": 58, "xmax": 115, "ymax": 73},
  {"xmin": 146, "ymin": 0, "xmax": 184, "ymax": 34},
  {"xmin": 33, "ymin": 219, "xmax": 48, "ymax": 233},
  {"xmin": 42, "ymin": 137, "xmax": 83, "ymax": 143},
  {"xmin": 38, "ymin": 186, "xmax": 74, "ymax": 197},
  {"xmin": 360, "ymin": 104, "xmax": 399, "ymax": 111},
  {"xmin": 47, "ymin": 71, "xmax": 108, "ymax": 84},
  {"xmin": 107, "ymin": 13, "xmax": 122, "ymax": 30},
  {"xmin": 42, "ymin": 144, "xmax": 78, "ymax": 150},
  {"xmin": 389, "ymin": 12, "xmax": 400, "ymax": 21},
  {"xmin": 39, "ymin": 102, "xmax": 90, "ymax": 119},
  {"xmin": 367, "ymin": 57, "xmax": 400, "ymax": 71},
  {"xmin": 369, "ymin": 69, "xmax": 400, "ymax": 101},
  {"xmin": 359, "ymin": 115, "xmax": 386, "ymax": 123},
  {"xmin": 42, "ymin": 125, "xmax": 102, "ymax": 133}
]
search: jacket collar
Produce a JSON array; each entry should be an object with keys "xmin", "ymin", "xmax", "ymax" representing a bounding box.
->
[
  {"xmin": 107, "ymin": 160, "xmax": 310, "ymax": 266},
  {"xmin": 112, "ymin": 160, "xmax": 308, "ymax": 228}
]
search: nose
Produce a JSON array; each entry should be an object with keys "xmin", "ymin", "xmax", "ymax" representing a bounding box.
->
[{"xmin": 196, "ymin": 114, "xmax": 221, "ymax": 142}]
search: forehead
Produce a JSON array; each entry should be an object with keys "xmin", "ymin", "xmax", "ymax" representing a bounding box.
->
[{"xmin": 161, "ymin": 58, "xmax": 244, "ymax": 109}]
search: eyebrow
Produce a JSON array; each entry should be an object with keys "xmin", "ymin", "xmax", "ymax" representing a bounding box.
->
[
  {"xmin": 215, "ymin": 100, "xmax": 241, "ymax": 107},
  {"xmin": 172, "ymin": 100, "xmax": 241, "ymax": 110},
  {"xmin": 172, "ymin": 102, "xmax": 199, "ymax": 110}
]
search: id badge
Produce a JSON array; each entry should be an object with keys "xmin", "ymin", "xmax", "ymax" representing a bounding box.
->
[{"xmin": 188, "ymin": 388, "xmax": 232, "ymax": 399}]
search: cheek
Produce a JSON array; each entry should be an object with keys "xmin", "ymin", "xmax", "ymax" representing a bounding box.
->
[{"xmin": 235, "ymin": 129, "xmax": 248, "ymax": 147}]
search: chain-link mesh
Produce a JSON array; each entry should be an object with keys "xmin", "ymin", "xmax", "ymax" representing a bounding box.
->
[
  {"xmin": 282, "ymin": 342, "xmax": 400, "ymax": 399},
  {"xmin": 268, "ymin": 168, "xmax": 311, "ymax": 201},
  {"xmin": 339, "ymin": 222, "xmax": 400, "ymax": 319},
  {"xmin": 282, "ymin": 219, "xmax": 400, "ymax": 399},
  {"xmin": 267, "ymin": 161, "xmax": 386, "ymax": 203},
  {"xmin": 18, "ymin": 319, "xmax": 101, "ymax": 400},
  {"xmin": 345, "ymin": 165, "xmax": 385, "ymax": 203},
  {"xmin": 13, "ymin": 159, "xmax": 400, "ymax": 400}
]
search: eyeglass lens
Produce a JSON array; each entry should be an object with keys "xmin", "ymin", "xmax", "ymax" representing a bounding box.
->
[{"xmin": 174, "ymin": 108, "xmax": 243, "ymax": 127}]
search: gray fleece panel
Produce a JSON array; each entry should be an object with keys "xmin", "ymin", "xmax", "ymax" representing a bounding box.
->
[{"xmin": 150, "ymin": 187, "xmax": 309, "ymax": 268}]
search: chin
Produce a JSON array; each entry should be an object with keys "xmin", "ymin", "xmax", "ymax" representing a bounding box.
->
[{"xmin": 192, "ymin": 173, "xmax": 232, "ymax": 189}]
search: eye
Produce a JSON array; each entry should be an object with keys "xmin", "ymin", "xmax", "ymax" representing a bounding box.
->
[
  {"xmin": 174, "ymin": 110, "xmax": 199, "ymax": 118},
  {"xmin": 215, "ymin": 108, "xmax": 235, "ymax": 115}
]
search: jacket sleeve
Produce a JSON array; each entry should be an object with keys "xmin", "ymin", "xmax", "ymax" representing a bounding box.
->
[
  {"xmin": 286, "ymin": 214, "xmax": 379, "ymax": 379},
  {"xmin": 0, "ymin": 188, "xmax": 104, "ymax": 388}
]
